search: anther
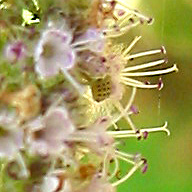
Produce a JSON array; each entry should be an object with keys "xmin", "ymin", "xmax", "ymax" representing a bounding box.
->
[
  {"xmin": 160, "ymin": 46, "xmax": 167, "ymax": 54},
  {"xmin": 137, "ymin": 136, "xmax": 142, "ymax": 140},
  {"xmin": 141, "ymin": 158, "xmax": 147, "ymax": 164},
  {"xmin": 129, "ymin": 18, "xmax": 134, "ymax": 23},
  {"xmin": 130, "ymin": 105, "xmax": 139, "ymax": 114},
  {"xmin": 110, "ymin": 159, "xmax": 114, "ymax": 163},
  {"xmin": 140, "ymin": 18, "xmax": 145, "ymax": 24},
  {"xmin": 135, "ymin": 129, "xmax": 140, "ymax": 134},
  {"xmin": 118, "ymin": 10, "xmax": 125, "ymax": 16},
  {"xmin": 158, "ymin": 78, "xmax": 164, "ymax": 90},
  {"xmin": 147, "ymin": 17, "xmax": 154, "ymax": 24},
  {"xmin": 143, "ymin": 131, "xmax": 148, "ymax": 140},
  {"xmin": 141, "ymin": 163, "xmax": 148, "ymax": 174}
]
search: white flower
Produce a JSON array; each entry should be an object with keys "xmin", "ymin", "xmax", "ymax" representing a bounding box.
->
[
  {"xmin": 0, "ymin": 110, "xmax": 24, "ymax": 159},
  {"xmin": 34, "ymin": 28, "xmax": 76, "ymax": 78},
  {"xmin": 66, "ymin": 116, "xmax": 114, "ymax": 155},
  {"xmin": 27, "ymin": 107, "xmax": 75, "ymax": 156}
]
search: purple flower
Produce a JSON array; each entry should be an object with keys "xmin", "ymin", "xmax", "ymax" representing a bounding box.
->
[
  {"xmin": 4, "ymin": 41, "xmax": 26, "ymax": 63},
  {"xmin": 68, "ymin": 116, "xmax": 114, "ymax": 155},
  {"xmin": 0, "ymin": 110, "xmax": 24, "ymax": 159},
  {"xmin": 34, "ymin": 29, "xmax": 76, "ymax": 78},
  {"xmin": 27, "ymin": 107, "xmax": 75, "ymax": 155}
]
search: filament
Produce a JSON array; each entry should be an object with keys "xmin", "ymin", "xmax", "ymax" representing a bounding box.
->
[
  {"xmin": 112, "ymin": 87, "xmax": 137, "ymax": 124},
  {"xmin": 113, "ymin": 101, "xmax": 137, "ymax": 131},
  {"xmin": 121, "ymin": 78, "xmax": 158, "ymax": 89},
  {"xmin": 122, "ymin": 59, "xmax": 166, "ymax": 72},
  {"xmin": 121, "ymin": 64, "xmax": 178, "ymax": 77},
  {"xmin": 62, "ymin": 69, "xmax": 85, "ymax": 95},
  {"xmin": 108, "ymin": 121, "xmax": 170, "ymax": 136},
  {"xmin": 125, "ymin": 49, "xmax": 164, "ymax": 60},
  {"xmin": 122, "ymin": 36, "xmax": 142, "ymax": 56},
  {"xmin": 112, "ymin": 160, "xmax": 143, "ymax": 187},
  {"xmin": 108, "ymin": 156, "xmax": 119, "ymax": 180}
]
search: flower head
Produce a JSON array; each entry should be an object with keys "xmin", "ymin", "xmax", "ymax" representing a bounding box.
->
[{"xmin": 0, "ymin": 0, "xmax": 178, "ymax": 191}]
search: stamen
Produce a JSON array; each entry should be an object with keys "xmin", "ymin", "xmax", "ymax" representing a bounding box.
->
[
  {"xmin": 112, "ymin": 121, "xmax": 119, "ymax": 130},
  {"xmin": 121, "ymin": 78, "xmax": 158, "ymax": 89},
  {"xmin": 112, "ymin": 134, "xmax": 139, "ymax": 138},
  {"xmin": 115, "ymin": 150, "xmax": 135, "ymax": 159},
  {"xmin": 108, "ymin": 156, "xmax": 119, "ymax": 180},
  {"xmin": 72, "ymin": 39, "xmax": 101, "ymax": 47},
  {"xmin": 116, "ymin": 12, "xmax": 131, "ymax": 24},
  {"xmin": 139, "ymin": 121, "xmax": 170, "ymax": 136},
  {"xmin": 113, "ymin": 101, "xmax": 137, "ymax": 131},
  {"xmin": 112, "ymin": 87, "xmax": 137, "ymax": 124},
  {"xmin": 122, "ymin": 64, "xmax": 178, "ymax": 77},
  {"xmin": 101, "ymin": 152, "xmax": 109, "ymax": 178},
  {"xmin": 125, "ymin": 49, "xmax": 165, "ymax": 60},
  {"xmin": 108, "ymin": 121, "xmax": 170, "ymax": 136},
  {"xmin": 103, "ymin": 21, "xmax": 140, "ymax": 38},
  {"xmin": 116, "ymin": 154, "xmax": 135, "ymax": 165},
  {"xmin": 117, "ymin": 14, "xmax": 134, "ymax": 27},
  {"xmin": 122, "ymin": 36, "xmax": 142, "ymax": 56},
  {"xmin": 106, "ymin": 110, "xmax": 120, "ymax": 130},
  {"xmin": 112, "ymin": 160, "xmax": 144, "ymax": 186},
  {"xmin": 121, "ymin": 76, "xmax": 155, "ymax": 85},
  {"xmin": 158, "ymin": 78, "xmax": 164, "ymax": 90},
  {"xmin": 122, "ymin": 59, "xmax": 166, "ymax": 72},
  {"xmin": 116, "ymin": 0, "xmax": 152, "ymax": 23}
]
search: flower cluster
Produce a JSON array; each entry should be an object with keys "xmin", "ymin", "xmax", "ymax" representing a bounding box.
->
[{"xmin": 0, "ymin": 0, "xmax": 177, "ymax": 191}]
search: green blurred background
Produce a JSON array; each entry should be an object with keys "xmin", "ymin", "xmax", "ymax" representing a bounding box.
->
[{"xmin": 118, "ymin": 0, "xmax": 192, "ymax": 191}]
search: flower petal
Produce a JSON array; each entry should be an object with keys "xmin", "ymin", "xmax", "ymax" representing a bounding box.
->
[
  {"xmin": 35, "ymin": 57, "xmax": 60, "ymax": 78},
  {"xmin": 44, "ymin": 107, "xmax": 75, "ymax": 140}
]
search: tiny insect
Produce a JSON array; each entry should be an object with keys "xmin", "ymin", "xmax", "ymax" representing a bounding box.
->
[{"xmin": 91, "ymin": 75, "xmax": 112, "ymax": 102}]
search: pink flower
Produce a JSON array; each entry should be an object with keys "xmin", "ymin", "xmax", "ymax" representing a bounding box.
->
[
  {"xmin": 0, "ymin": 110, "xmax": 24, "ymax": 159},
  {"xmin": 4, "ymin": 41, "xmax": 26, "ymax": 63},
  {"xmin": 67, "ymin": 116, "xmax": 114, "ymax": 155},
  {"xmin": 34, "ymin": 29, "xmax": 76, "ymax": 78},
  {"xmin": 27, "ymin": 107, "xmax": 75, "ymax": 155}
]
